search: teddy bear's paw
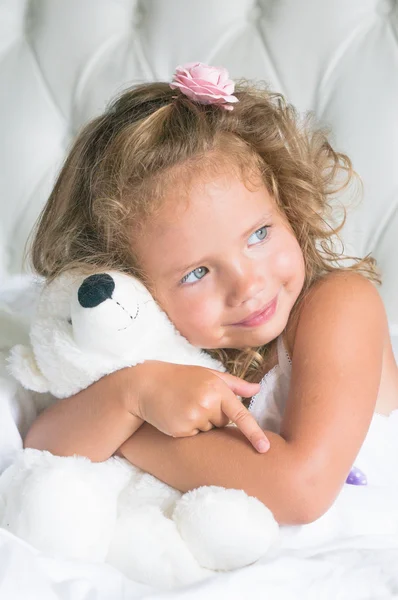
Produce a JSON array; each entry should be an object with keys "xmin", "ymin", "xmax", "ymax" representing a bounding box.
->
[
  {"xmin": 107, "ymin": 504, "xmax": 210, "ymax": 590},
  {"xmin": 7, "ymin": 344, "xmax": 50, "ymax": 393},
  {"xmin": 0, "ymin": 451, "xmax": 130, "ymax": 561},
  {"xmin": 173, "ymin": 486, "xmax": 280, "ymax": 571}
]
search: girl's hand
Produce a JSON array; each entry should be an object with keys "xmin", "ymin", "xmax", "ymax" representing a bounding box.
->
[{"xmin": 129, "ymin": 361, "xmax": 270, "ymax": 453}]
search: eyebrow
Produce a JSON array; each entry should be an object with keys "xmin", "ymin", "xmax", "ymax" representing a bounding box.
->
[{"xmin": 168, "ymin": 211, "xmax": 273, "ymax": 278}]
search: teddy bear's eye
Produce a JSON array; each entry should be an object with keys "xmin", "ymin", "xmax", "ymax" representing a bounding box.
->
[{"xmin": 67, "ymin": 317, "xmax": 72, "ymax": 325}]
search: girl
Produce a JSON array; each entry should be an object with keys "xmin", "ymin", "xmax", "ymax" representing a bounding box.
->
[{"xmin": 24, "ymin": 63, "xmax": 398, "ymax": 526}]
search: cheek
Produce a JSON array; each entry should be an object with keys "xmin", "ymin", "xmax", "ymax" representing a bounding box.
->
[
  {"xmin": 273, "ymin": 239, "xmax": 305, "ymax": 283},
  {"xmin": 159, "ymin": 292, "xmax": 220, "ymax": 343}
]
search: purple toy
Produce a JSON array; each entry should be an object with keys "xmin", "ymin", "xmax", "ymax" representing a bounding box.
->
[{"xmin": 346, "ymin": 466, "xmax": 367, "ymax": 486}]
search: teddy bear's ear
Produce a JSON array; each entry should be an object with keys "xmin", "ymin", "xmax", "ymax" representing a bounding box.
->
[{"xmin": 7, "ymin": 344, "xmax": 50, "ymax": 393}]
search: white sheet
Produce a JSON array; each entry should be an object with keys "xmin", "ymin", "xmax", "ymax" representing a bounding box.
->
[
  {"xmin": 1, "ymin": 274, "xmax": 398, "ymax": 599},
  {"xmin": 1, "ymin": 527, "xmax": 398, "ymax": 599}
]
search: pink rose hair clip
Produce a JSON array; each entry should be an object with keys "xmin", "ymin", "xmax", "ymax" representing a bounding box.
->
[{"xmin": 169, "ymin": 62, "xmax": 239, "ymax": 111}]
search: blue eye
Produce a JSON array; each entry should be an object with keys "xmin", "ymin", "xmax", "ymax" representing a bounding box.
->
[
  {"xmin": 181, "ymin": 266, "xmax": 208, "ymax": 285},
  {"xmin": 248, "ymin": 226, "xmax": 269, "ymax": 246}
]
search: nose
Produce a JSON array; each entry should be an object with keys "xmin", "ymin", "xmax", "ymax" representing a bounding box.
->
[
  {"xmin": 78, "ymin": 273, "xmax": 115, "ymax": 308},
  {"xmin": 226, "ymin": 260, "xmax": 265, "ymax": 307}
]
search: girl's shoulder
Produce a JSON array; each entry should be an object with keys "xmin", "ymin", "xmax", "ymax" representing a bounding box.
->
[{"xmin": 283, "ymin": 270, "xmax": 385, "ymax": 359}]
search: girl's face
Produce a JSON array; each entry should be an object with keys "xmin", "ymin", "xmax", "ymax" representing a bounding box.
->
[{"xmin": 133, "ymin": 170, "xmax": 305, "ymax": 349}]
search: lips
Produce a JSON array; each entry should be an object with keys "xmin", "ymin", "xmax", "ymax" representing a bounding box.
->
[{"xmin": 233, "ymin": 295, "xmax": 278, "ymax": 326}]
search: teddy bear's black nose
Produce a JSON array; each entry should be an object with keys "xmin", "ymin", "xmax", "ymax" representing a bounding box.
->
[{"xmin": 78, "ymin": 273, "xmax": 115, "ymax": 308}]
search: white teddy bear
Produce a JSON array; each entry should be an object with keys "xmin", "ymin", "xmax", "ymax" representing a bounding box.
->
[{"xmin": 1, "ymin": 270, "xmax": 279, "ymax": 589}]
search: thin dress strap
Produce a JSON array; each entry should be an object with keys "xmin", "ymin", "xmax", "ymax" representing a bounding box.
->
[{"xmin": 277, "ymin": 334, "xmax": 292, "ymax": 376}]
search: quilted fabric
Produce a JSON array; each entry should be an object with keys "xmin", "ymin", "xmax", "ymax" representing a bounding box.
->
[{"xmin": 0, "ymin": 0, "xmax": 397, "ymax": 320}]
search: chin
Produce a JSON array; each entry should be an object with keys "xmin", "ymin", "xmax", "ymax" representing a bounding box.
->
[{"xmin": 236, "ymin": 322, "xmax": 286, "ymax": 348}]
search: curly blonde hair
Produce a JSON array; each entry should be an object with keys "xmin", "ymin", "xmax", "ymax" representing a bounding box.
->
[{"xmin": 30, "ymin": 79, "xmax": 380, "ymax": 388}]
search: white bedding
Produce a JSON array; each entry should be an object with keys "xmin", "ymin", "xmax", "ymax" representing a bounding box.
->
[
  {"xmin": 1, "ymin": 274, "xmax": 398, "ymax": 600},
  {"xmin": 1, "ymin": 528, "xmax": 398, "ymax": 600}
]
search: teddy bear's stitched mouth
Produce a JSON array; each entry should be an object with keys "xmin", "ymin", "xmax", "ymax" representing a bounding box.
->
[{"xmin": 116, "ymin": 300, "xmax": 140, "ymax": 331}]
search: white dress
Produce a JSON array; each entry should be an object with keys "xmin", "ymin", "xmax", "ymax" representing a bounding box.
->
[{"xmin": 248, "ymin": 335, "xmax": 398, "ymax": 547}]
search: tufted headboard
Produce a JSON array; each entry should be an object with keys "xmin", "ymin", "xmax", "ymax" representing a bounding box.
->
[{"xmin": 0, "ymin": 0, "xmax": 397, "ymax": 323}]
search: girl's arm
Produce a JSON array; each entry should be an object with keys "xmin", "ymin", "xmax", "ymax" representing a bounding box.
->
[
  {"xmin": 24, "ymin": 361, "xmax": 265, "ymax": 460},
  {"xmin": 116, "ymin": 272, "xmax": 387, "ymax": 525},
  {"xmin": 24, "ymin": 366, "xmax": 145, "ymax": 462}
]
